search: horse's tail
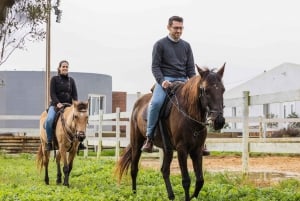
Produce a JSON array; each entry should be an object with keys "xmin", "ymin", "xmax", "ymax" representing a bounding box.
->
[
  {"xmin": 115, "ymin": 144, "xmax": 132, "ymax": 183},
  {"xmin": 36, "ymin": 144, "xmax": 44, "ymax": 172}
]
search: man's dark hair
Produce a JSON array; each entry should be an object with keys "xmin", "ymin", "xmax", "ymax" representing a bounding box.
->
[{"xmin": 168, "ymin": 16, "xmax": 183, "ymax": 26}]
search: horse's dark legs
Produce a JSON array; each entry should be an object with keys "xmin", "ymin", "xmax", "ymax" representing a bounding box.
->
[
  {"xmin": 131, "ymin": 145, "xmax": 142, "ymax": 193},
  {"xmin": 161, "ymin": 150, "xmax": 175, "ymax": 200},
  {"xmin": 189, "ymin": 150, "xmax": 204, "ymax": 199},
  {"xmin": 177, "ymin": 150, "xmax": 191, "ymax": 201},
  {"xmin": 56, "ymin": 152, "xmax": 62, "ymax": 184},
  {"xmin": 63, "ymin": 165, "xmax": 70, "ymax": 187},
  {"xmin": 44, "ymin": 151, "xmax": 50, "ymax": 185}
]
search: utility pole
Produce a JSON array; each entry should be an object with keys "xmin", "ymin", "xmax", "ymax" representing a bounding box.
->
[
  {"xmin": 45, "ymin": 0, "xmax": 51, "ymax": 109},
  {"xmin": 45, "ymin": 0, "xmax": 62, "ymax": 108}
]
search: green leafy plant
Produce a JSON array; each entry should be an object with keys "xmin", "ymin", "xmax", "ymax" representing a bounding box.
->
[{"xmin": 1, "ymin": 154, "xmax": 300, "ymax": 201}]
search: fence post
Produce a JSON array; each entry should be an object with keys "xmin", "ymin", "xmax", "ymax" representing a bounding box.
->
[
  {"xmin": 258, "ymin": 116, "xmax": 263, "ymax": 138},
  {"xmin": 115, "ymin": 107, "xmax": 121, "ymax": 161},
  {"xmin": 97, "ymin": 110, "xmax": 103, "ymax": 160},
  {"xmin": 242, "ymin": 91, "xmax": 250, "ymax": 173},
  {"xmin": 83, "ymin": 138, "xmax": 88, "ymax": 158}
]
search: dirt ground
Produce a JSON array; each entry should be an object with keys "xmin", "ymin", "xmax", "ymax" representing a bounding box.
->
[{"xmin": 141, "ymin": 155, "xmax": 300, "ymax": 176}]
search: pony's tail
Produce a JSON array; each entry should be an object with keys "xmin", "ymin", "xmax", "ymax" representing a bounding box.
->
[
  {"xmin": 36, "ymin": 144, "xmax": 44, "ymax": 172},
  {"xmin": 115, "ymin": 144, "xmax": 132, "ymax": 184}
]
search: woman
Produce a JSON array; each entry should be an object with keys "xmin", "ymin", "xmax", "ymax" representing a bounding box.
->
[{"xmin": 45, "ymin": 60, "xmax": 86, "ymax": 151}]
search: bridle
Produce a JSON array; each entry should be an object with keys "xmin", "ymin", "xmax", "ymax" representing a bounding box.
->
[
  {"xmin": 198, "ymin": 84, "xmax": 224, "ymax": 123},
  {"xmin": 60, "ymin": 107, "xmax": 88, "ymax": 144},
  {"xmin": 166, "ymin": 80, "xmax": 224, "ymax": 128}
]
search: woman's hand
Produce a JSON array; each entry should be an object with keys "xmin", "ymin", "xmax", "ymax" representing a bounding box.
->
[{"xmin": 56, "ymin": 103, "xmax": 63, "ymax": 108}]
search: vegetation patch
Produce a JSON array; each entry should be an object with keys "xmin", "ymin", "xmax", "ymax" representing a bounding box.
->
[{"xmin": 0, "ymin": 153, "xmax": 299, "ymax": 201}]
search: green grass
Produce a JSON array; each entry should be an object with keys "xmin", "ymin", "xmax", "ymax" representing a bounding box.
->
[{"xmin": 0, "ymin": 153, "xmax": 300, "ymax": 201}]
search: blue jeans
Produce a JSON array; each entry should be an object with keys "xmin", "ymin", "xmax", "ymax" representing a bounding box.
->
[
  {"xmin": 146, "ymin": 76, "xmax": 187, "ymax": 138},
  {"xmin": 45, "ymin": 106, "xmax": 56, "ymax": 143}
]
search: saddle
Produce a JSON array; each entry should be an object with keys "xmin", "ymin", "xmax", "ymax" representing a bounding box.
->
[
  {"xmin": 143, "ymin": 82, "xmax": 183, "ymax": 151},
  {"xmin": 45, "ymin": 104, "xmax": 71, "ymax": 150},
  {"xmin": 142, "ymin": 81, "xmax": 182, "ymax": 120}
]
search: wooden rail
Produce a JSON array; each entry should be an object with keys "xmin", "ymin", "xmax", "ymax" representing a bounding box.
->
[{"xmin": 0, "ymin": 135, "xmax": 40, "ymax": 154}]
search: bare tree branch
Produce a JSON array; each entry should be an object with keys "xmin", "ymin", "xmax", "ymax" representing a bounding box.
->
[{"xmin": 0, "ymin": 0, "xmax": 47, "ymax": 66}]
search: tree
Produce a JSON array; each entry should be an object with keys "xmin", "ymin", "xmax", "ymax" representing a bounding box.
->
[
  {"xmin": 0, "ymin": 0, "xmax": 15, "ymax": 24},
  {"xmin": 0, "ymin": 0, "xmax": 48, "ymax": 66}
]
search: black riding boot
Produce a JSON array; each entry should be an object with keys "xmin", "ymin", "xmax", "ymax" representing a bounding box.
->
[
  {"xmin": 78, "ymin": 142, "xmax": 87, "ymax": 150},
  {"xmin": 45, "ymin": 142, "xmax": 53, "ymax": 151},
  {"xmin": 202, "ymin": 144, "xmax": 210, "ymax": 156}
]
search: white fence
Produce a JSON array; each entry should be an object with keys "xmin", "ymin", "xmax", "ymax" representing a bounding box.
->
[
  {"xmin": 85, "ymin": 107, "xmax": 131, "ymax": 160},
  {"xmin": 1, "ymin": 90, "xmax": 300, "ymax": 172},
  {"xmin": 2, "ymin": 110, "xmax": 300, "ymax": 158}
]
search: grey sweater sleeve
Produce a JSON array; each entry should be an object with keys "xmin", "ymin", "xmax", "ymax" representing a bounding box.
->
[{"xmin": 151, "ymin": 42, "xmax": 165, "ymax": 85}]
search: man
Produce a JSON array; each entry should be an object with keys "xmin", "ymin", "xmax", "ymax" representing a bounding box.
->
[{"xmin": 141, "ymin": 16, "xmax": 210, "ymax": 156}]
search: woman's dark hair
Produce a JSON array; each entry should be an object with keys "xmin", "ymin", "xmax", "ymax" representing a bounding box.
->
[
  {"xmin": 168, "ymin": 16, "xmax": 183, "ymax": 26},
  {"xmin": 57, "ymin": 60, "xmax": 69, "ymax": 75}
]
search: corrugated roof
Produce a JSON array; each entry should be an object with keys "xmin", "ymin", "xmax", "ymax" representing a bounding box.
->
[{"xmin": 224, "ymin": 63, "xmax": 300, "ymax": 99}]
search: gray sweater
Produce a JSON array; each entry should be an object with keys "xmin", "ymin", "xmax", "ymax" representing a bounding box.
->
[{"xmin": 151, "ymin": 36, "xmax": 195, "ymax": 85}]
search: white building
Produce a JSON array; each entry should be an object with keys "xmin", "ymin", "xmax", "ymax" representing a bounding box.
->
[{"xmin": 224, "ymin": 63, "xmax": 300, "ymax": 129}]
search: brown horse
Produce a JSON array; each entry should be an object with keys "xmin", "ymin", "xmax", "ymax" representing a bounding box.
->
[
  {"xmin": 37, "ymin": 100, "xmax": 89, "ymax": 187},
  {"xmin": 116, "ymin": 64, "xmax": 226, "ymax": 201}
]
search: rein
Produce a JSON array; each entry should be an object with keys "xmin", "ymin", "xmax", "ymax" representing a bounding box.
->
[
  {"xmin": 165, "ymin": 87, "xmax": 208, "ymax": 127},
  {"xmin": 59, "ymin": 107, "xmax": 86, "ymax": 144},
  {"xmin": 60, "ymin": 112, "xmax": 75, "ymax": 142}
]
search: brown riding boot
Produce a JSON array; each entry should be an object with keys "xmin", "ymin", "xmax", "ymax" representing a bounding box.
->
[
  {"xmin": 202, "ymin": 144, "xmax": 210, "ymax": 156},
  {"xmin": 141, "ymin": 137, "xmax": 153, "ymax": 153}
]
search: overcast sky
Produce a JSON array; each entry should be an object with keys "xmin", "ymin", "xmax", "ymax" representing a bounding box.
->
[{"xmin": 2, "ymin": 0, "xmax": 300, "ymax": 93}]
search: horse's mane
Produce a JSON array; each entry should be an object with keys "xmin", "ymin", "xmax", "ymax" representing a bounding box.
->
[{"xmin": 179, "ymin": 67, "xmax": 220, "ymax": 120}]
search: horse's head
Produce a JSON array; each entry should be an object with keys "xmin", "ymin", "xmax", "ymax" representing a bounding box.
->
[
  {"xmin": 197, "ymin": 63, "xmax": 226, "ymax": 130},
  {"xmin": 72, "ymin": 100, "xmax": 89, "ymax": 141}
]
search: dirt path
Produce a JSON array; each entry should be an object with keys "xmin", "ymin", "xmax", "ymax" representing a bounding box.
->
[{"xmin": 141, "ymin": 156, "xmax": 300, "ymax": 176}]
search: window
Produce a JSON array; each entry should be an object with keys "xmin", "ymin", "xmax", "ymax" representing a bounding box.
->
[{"xmin": 88, "ymin": 94, "xmax": 106, "ymax": 115}]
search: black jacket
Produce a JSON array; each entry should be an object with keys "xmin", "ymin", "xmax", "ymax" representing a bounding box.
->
[{"xmin": 49, "ymin": 74, "xmax": 78, "ymax": 106}]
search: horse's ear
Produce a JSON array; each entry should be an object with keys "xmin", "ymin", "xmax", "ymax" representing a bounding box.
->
[
  {"xmin": 217, "ymin": 62, "xmax": 226, "ymax": 78},
  {"xmin": 195, "ymin": 64, "xmax": 206, "ymax": 78}
]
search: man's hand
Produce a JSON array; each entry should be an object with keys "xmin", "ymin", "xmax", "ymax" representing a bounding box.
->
[{"xmin": 162, "ymin": 80, "xmax": 171, "ymax": 89}]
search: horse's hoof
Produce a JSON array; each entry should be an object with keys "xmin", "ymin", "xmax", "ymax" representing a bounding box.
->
[{"xmin": 63, "ymin": 183, "xmax": 69, "ymax": 187}]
